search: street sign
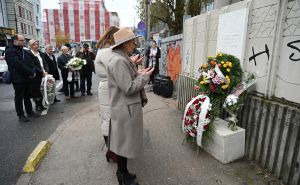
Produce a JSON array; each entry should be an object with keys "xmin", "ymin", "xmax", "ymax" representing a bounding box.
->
[
  {"xmin": 137, "ymin": 30, "xmax": 146, "ymax": 38},
  {"xmin": 137, "ymin": 21, "xmax": 146, "ymax": 31}
]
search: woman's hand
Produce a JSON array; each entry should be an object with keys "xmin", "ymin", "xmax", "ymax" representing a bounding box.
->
[
  {"xmin": 140, "ymin": 67, "xmax": 154, "ymax": 76},
  {"xmin": 130, "ymin": 54, "xmax": 144, "ymax": 65}
]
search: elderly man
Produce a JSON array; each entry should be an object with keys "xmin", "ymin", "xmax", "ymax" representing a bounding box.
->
[
  {"xmin": 43, "ymin": 45, "xmax": 60, "ymax": 102},
  {"xmin": 57, "ymin": 46, "xmax": 77, "ymax": 100},
  {"xmin": 75, "ymin": 43, "xmax": 95, "ymax": 96},
  {"xmin": 5, "ymin": 34, "xmax": 39, "ymax": 122}
]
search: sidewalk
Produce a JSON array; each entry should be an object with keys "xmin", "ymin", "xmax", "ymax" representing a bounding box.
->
[{"xmin": 16, "ymin": 91, "xmax": 283, "ymax": 185}]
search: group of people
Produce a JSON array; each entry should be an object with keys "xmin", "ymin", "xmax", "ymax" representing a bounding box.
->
[
  {"xmin": 57, "ymin": 43, "xmax": 95, "ymax": 99},
  {"xmin": 6, "ymin": 27, "xmax": 161, "ymax": 185},
  {"xmin": 5, "ymin": 35, "xmax": 96, "ymax": 123}
]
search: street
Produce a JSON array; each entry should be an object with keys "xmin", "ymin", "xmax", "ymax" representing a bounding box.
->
[{"xmin": 0, "ymin": 75, "xmax": 100, "ymax": 185}]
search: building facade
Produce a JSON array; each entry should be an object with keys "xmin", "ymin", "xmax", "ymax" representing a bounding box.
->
[
  {"xmin": 43, "ymin": 0, "xmax": 119, "ymax": 47},
  {"xmin": 31, "ymin": 0, "xmax": 43, "ymax": 44},
  {"xmin": 2, "ymin": 0, "xmax": 37, "ymax": 42}
]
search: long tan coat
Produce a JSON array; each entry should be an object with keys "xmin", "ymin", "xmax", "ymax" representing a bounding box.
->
[{"xmin": 106, "ymin": 49, "xmax": 149, "ymax": 158}]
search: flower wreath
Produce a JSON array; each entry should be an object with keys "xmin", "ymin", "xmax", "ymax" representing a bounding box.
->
[
  {"xmin": 41, "ymin": 74, "xmax": 56, "ymax": 106},
  {"xmin": 182, "ymin": 95, "xmax": 212, "ymax": 147}
]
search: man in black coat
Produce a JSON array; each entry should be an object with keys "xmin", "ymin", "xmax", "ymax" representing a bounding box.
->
[
  {"xmin": 43, "ymin": 45, "xmax": 60, "ymax": 102},
  {"xmin": 57, "ymin": 46, "xmax": 76, "ymax": 99},
  {"xmin": 75, "ymin": 43, "xmax": 95, "ymax": 96},
  {"xmin": 5, "ymin": 34, "xmax": 39, "ymax": 122}
]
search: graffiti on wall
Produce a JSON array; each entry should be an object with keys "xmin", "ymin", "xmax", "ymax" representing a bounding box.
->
[
  {"xmin": 249, "ymin": 44, "xmax": 270, "ymax": 66},
  {"xmin": 167, "ymin": 42, "xmax": 182, "ymax": 82},
  {"xmin": 287, "ymin": 40, "xmax": 300, "ymax": 62},
  {"xmin": 249, "ymin": 40, "xmax": 300, "ymax": 65}
]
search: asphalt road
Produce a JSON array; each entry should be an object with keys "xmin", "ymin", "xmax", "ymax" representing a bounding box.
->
[{"xmin": 0, "ymin": 75, "xmax": 100, "ymax": 185}]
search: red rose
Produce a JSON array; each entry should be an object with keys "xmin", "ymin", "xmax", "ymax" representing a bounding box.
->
[
  {"xmin": 187, "ymin": 108, "xmax": 193, "ymax": 115},
  {"xmin": 204, "ymin": 124, "xmax": 209, "ymax": 130},
  {"xmin": 193, "ymin": 99, "xmax": 200, "ymax": 104},
  {"xmin": 185, "ymin": 120, "xmax": 190, "ymax": 125},
  {"xmin": 200, "ymin": 98, "xmax": 206, "ymax": 102},
  {"xmin": 195, "ymin": 104, "xmax": 200, "ymax": 110}
]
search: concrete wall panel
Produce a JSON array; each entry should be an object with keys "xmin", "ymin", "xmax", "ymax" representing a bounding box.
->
[
  {"xmin": 193, "ymin": 14, "xmax": 208, "ymax": 77},
  {"xmin": 274, "ymin": 0, "xmax": 300, "ymax": 103}
]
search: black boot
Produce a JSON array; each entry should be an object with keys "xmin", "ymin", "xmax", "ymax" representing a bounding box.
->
[{"xmin": 116, "ymin": 170, "xmax": 139, "ymax": 185}]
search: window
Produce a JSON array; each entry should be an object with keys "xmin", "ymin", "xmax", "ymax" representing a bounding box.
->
[
  {"xmin": 18, "ymin": 6, "xmax": 22, "ymax": 18},
  {"xmin": 24, "ymin": 24, "xmax": 27, "ymax": 34},
  {"xmin": 32, "ymin": 27, "xmax": 34, "ymax": 35},
  {"xmin": 36, "ymin": 5, "xmax": 39, "ymax": 12},
  {"xmin": 29, "ymin": 12, "xmax": 32, "ymax": 21},
  {"xmin": 36, "ymin": 16, "xmax": 39, "ymax": 25},
  {"xmin": 21, "ymin": 8, "xmax": 25, "ymax": 18},
  {"xmin": 20, "ymin": 23, "xmax": 24, "ymax": 33},
  {"xmin": 26, "ymin": 10, "xmax": 29, "ymax": 20}
]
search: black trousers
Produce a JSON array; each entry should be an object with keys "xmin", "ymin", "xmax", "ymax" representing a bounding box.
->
[
  {"xmin": 80, "ymin": 70, "xmax": 92, "ymax": 93},
  {"xmin": 62, "ymin": 76, "xmax": 75, "ymax": 97},
  {"xmin": 12, "ymin": 82, "xmax": 33, "ymax": 117}
]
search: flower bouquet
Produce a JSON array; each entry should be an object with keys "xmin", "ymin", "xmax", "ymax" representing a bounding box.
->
[
  {"xmin": 66, "ymin": 57, "xmax": 86, "ymax": 82},
  {"xmin": 223, "ymin": 73, "xmax": 257, "ymax": 130}
]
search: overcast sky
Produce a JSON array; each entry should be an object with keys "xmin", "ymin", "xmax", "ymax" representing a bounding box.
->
[{"xmin": 40, "ymin": 0, "xmax": 140, "ymax": 27}]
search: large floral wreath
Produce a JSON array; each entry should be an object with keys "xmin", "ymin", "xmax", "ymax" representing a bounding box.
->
[
  {"xmin": 182, "ymin": 53, "xmax": 255, "ymax": 146},
  {"xmin": 182, "ymin": 95, "xmax": 211, "ymax": 147}
]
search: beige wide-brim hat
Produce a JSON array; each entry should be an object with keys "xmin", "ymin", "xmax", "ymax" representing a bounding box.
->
[{"xmin": 111, "ymin": 27, "xmax": 141, "ymax": 49}]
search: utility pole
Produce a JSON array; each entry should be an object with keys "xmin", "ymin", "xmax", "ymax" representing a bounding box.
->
[{"xmin": 145, "ymin": 0, "xmax": 150, "ymax": 43}]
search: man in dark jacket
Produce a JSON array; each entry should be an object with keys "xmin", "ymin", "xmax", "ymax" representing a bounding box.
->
[
  {"xmin": 75, "ymin": 43, "xmax": 95, "ymax": 96},
  {"xmin": 5, "ymin": 34, "xmax": 38, "ymax": 122},
  {"xmin": 43, "ymin": 45, "xmax": 60, "ymax": 102},
  {"xmin": 57, "ymin": 46, "xmax": 76, "ymax": 99}
]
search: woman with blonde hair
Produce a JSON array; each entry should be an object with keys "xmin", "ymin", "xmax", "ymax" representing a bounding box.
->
[{"xmin": 95, "ymin": 26, "xmax": 120, "ymax": 162}]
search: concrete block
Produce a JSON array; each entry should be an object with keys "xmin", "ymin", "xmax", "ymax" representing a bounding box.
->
[
  {"xmin": 202, "ymin": 118, "xmax": 245, "ymax": 164},
  {"xmin": 23, "ymin": 141, "xmax": 51, "ymax": 173}
]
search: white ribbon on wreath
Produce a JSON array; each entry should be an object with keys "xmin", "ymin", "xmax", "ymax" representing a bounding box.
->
[
  {"xmin": 182, "ymin": 95, "xmax": 210, "ymax": 147},
  {"xmin": 41, "ymin": 74, "xmax": 56, "ymax": 106}
]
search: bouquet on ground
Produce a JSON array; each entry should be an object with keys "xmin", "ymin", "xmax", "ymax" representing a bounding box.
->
[
  {"xmin": 223, "ymin": 73, "xmax": 256, "ymax": 130},
  {"xmin": 66, "ymin": 57, "xmax": 86, "ymax": 71},
  {"xmin": 66, "ymin": 57, "xmax": 86, "ymax": 82}
]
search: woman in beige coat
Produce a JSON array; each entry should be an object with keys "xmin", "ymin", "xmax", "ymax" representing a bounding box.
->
[
  {"xmin": 95, "ymin": 26, "xmax": 120, "ymax": 162},
  {"xmin": 107, "ymin": 27, "xmax": 154, "ymax": 185}
]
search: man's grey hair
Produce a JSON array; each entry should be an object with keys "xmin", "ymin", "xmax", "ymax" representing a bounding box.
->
[{"xmin": 45, "ymin": 45, "xmax": 53, "ymax": 50}]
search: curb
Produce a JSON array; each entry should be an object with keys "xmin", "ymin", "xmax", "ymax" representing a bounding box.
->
[
  {"xmin": 16, "ymin": 103, "xmax": 98, "ymax": 185},
  {"xmin": 22, "ymin": 141, "xmax": 52, "ymax": 173}
]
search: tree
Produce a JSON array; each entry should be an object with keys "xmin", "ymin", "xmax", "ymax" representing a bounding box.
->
[
  {"xmin": 55, "ymin": 29, "xmax": 70, "ymax": 47},
  {"xmin": 186, "ymin": 0, "xmax": 202, "ymax": 16},
  {"xmin": 136, "ymin": 0, "xmax": 213, "ymax": 35},
  {"xmin": 137, "ymin": 0, "xmax": 185, "ymax": 35}
]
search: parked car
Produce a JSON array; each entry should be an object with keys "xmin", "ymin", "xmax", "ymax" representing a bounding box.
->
[{"xmin": 0, "ymin": 47, "xmax": 8, "ymax": 80}]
